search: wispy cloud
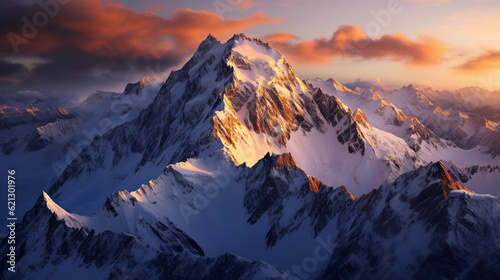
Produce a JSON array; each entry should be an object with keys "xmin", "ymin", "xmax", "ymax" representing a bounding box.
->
[
  {"xmin": 235, "ymin": 0, "xmax": 261, "ymax": 11},
  {"xmin": 0, "ymin": 90, "xmax": 46, "ymax": 107},
  {"xmin": 456, "ymin": 49, "xmax": 500, "ymax": 73},
  {"xmin": 344, "ymin": 77, "xmax": 391, "ymax": 91},
  {"xmin": 0, "ymin": 59, "xmax": 29, "ymax": 86}
]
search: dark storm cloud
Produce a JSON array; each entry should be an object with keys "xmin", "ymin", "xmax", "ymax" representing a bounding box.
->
[{"xmin": 0, "ymin": 0, "xmax": 280, "ymax": 106}]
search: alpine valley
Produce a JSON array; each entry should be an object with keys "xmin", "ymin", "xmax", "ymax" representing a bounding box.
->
[{"xmin": 1, "ymin": 34, "xmax": 499, "ymax": 280}]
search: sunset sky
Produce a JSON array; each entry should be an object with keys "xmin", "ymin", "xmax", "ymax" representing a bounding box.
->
[{"xmin": 1, "ymin": 0, "xmax": 499, "ymax": 106}]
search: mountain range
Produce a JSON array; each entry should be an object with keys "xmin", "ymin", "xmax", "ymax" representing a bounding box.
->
[{"xmin": 1, "ymin": 34, "xmax": 499, "ymax": 280}]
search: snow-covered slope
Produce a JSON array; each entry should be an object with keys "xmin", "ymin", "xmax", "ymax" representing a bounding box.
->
[
  {"xmin": 1, "ymin": 188, "xmax": 288, "ymax": 280},
  {"xmin": 379, "ymin": 84, "xmax": 500, "ymax": 156},
  {"xmin": 3, "ymin": 154, "xmax": 499, "ymax": 279},
  {"xmin": 307, "ymin": 78, "xmax": 500, "ymax": 195},
  {"xmin": 0, "ymin": 77, "xmax": 161, "ymax": 227},
  {"xmin": 307, "ymin": 80, "xmax": 454, "ymax": 155}
]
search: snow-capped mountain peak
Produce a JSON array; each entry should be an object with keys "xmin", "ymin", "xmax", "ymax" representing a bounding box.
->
[{"xmin": 123, "ymin": 76, "xmax": 155, "ymax": 96}]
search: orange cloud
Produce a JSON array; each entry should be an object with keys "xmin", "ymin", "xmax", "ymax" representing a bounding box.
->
[
  {"xmin": 263, "ymin": 25, "xmax": 447, "ymax": 66},
  {"xmin": 0, "ymin": 0, "xmax": 281, "ymax": 60},
  {"xmin": 235, "ymin": 0, "xmax": 261, "ymax": 11},
  {"xmin": 456, "ymin": 50, "xmax": 500, "ymax": 73},
  {"xmin": 262, "ymin": 32, "xmax": 299, "ymax": 43}
]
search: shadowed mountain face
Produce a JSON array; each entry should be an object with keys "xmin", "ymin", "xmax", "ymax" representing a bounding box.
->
[{"xmin": 1, "ymin": 34, "xmax": 499, "ymax": 280}]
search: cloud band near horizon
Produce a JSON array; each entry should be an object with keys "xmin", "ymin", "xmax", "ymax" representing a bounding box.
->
[
  {"xmin": 263, "ymin": 25, "xmax": 447, "ymax": 66},
  {"xmin": 1, "ymin": 0, "xmax": 498, "ymax": 106}
]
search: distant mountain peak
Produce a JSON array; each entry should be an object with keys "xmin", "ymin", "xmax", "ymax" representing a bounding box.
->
[
  {"xmin": 230, "ymin": 33, "xmax": 251, "ymax": 41},
  {"xmin": 306, "ymin": 176, "xmax": 323, "ymax": 193},
  {"xmin": 196, "ymin": 33, "xmax": 221, "ymax": 54},
  {"xmin": 229, "ymin": 33, "xmax": 273, "ymax": 50},
  {"xmin": 352, "ymin": 109, "xmax": 372, "ymax": 129},
  {"xmin": 400, "ymin": 161, "xmax": 474, "ymax": 203},
  {"xmin": 433, "ymin": 161, "xmax": 473, "ymax": 197},
  {"xmin": 404, "ymin": 84, "xmax": 416, "ymax": 90},
  {"xmin": 139, "ymin": 75, "xmax": 154, "ymax": 87},
  {"xmin": 361, "ymin": 86, "xmax": 383, "ymax": 100},
  {"xmin": 123, "ymin": 76, "xmax": 154, "ymax": 96},
  {"xmin": 31, "ymin": 192, "xmax": 86, "ymax": 230},
  {"xmin": 274, "ymin": 153, "xmax": 298, "ymax": 168},
  {"xmin": 328, "ymin": 77, "xmax": 354, "ymax": 92}
]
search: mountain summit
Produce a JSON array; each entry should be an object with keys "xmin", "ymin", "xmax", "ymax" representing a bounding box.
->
[{"xmin": 46, "ymin": 33, "xmax": 432, "ymax": 211}]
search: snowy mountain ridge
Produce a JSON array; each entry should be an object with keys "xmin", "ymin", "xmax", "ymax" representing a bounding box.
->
[{"xmin": 42, "ymin": 32, "xmax": 428, "ymax": 215}]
